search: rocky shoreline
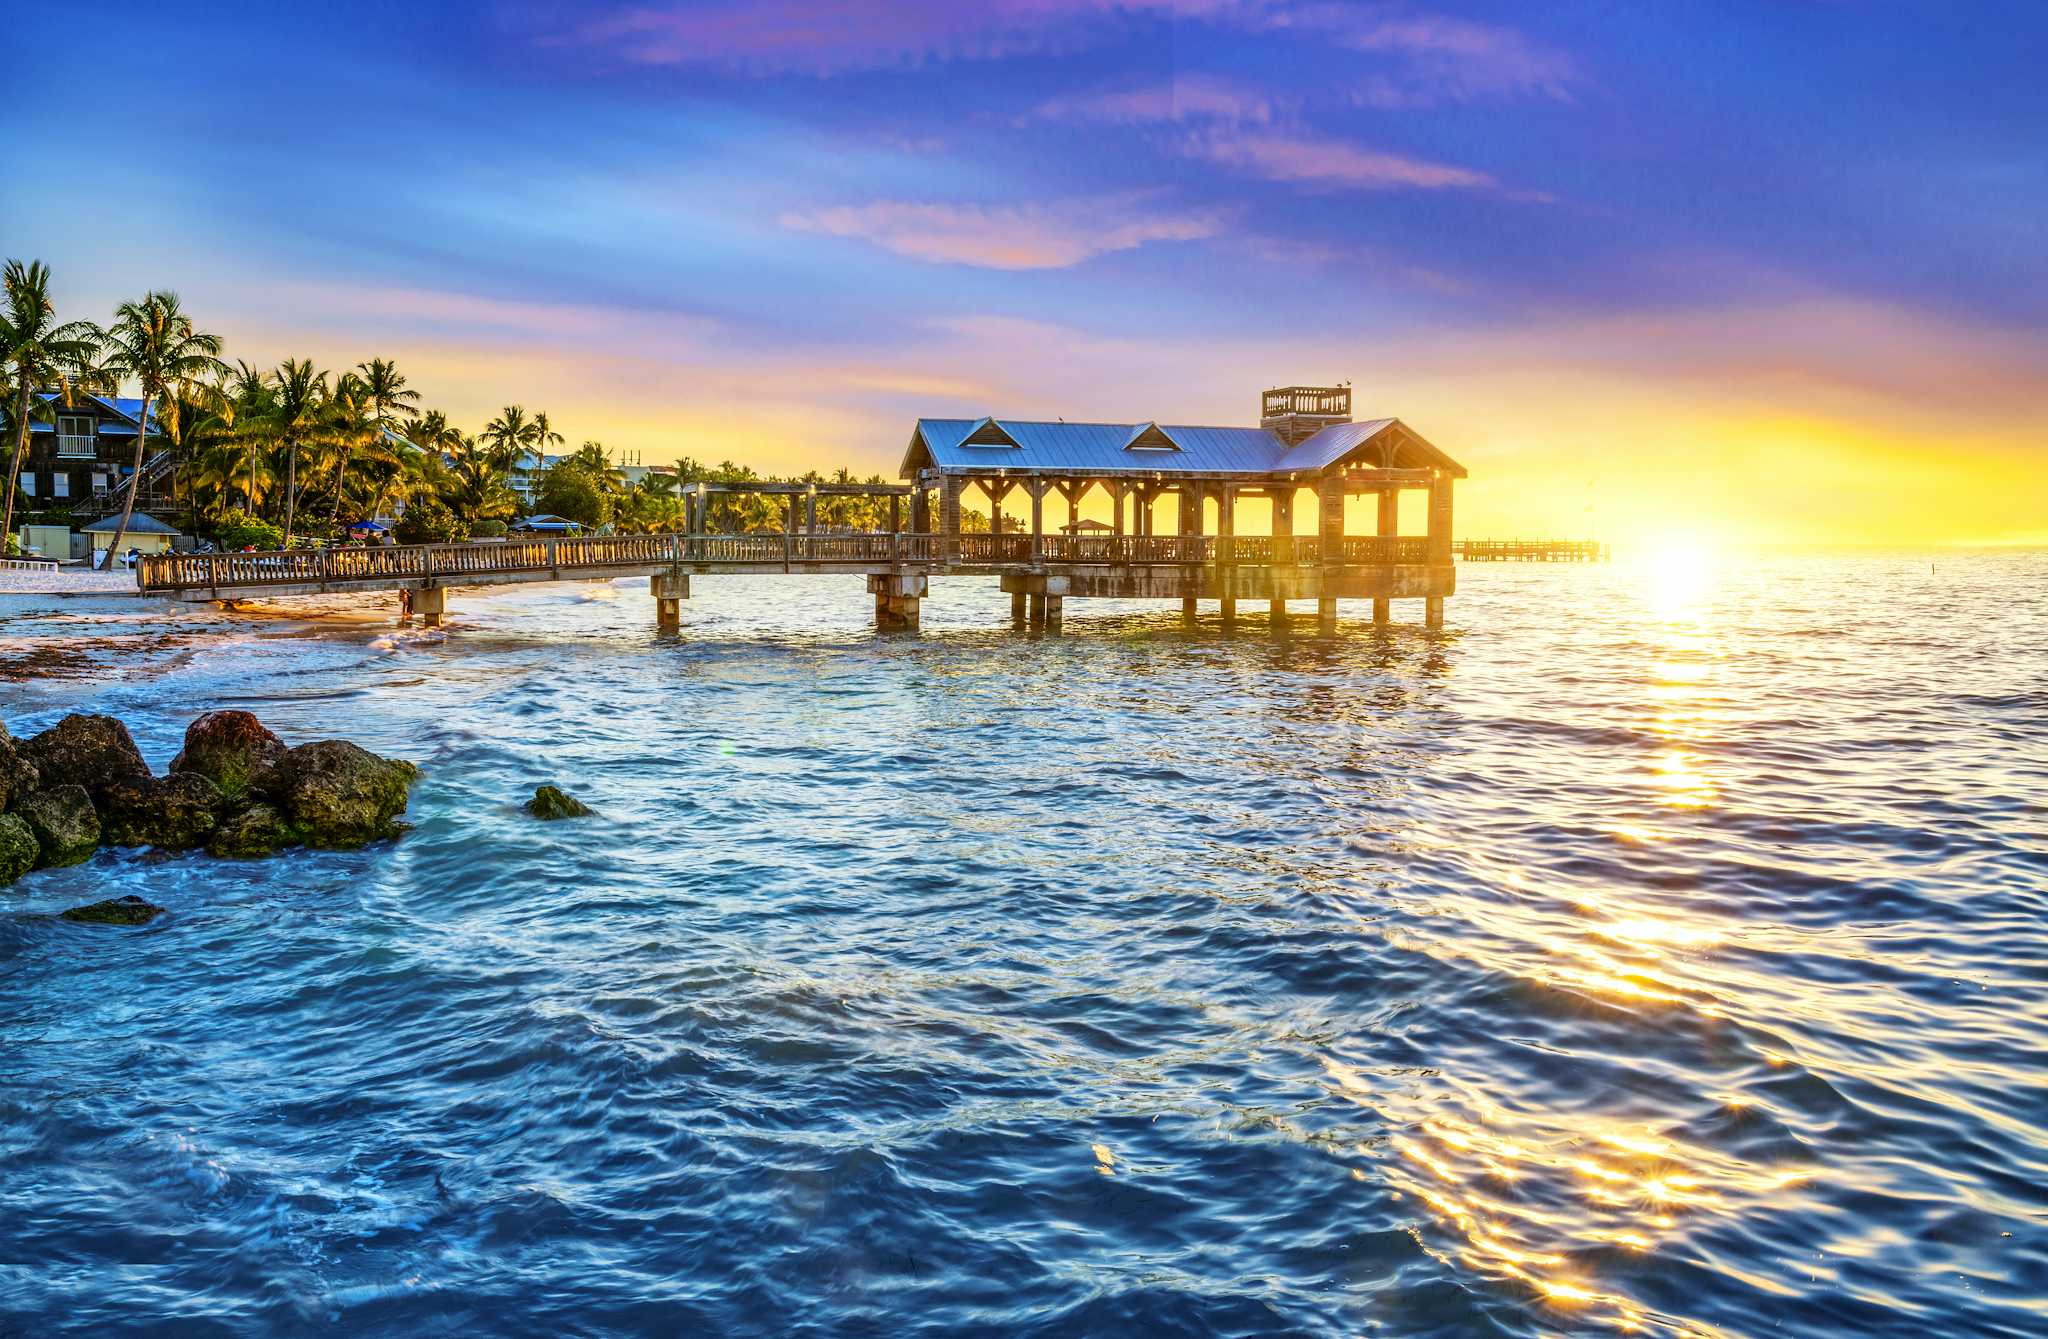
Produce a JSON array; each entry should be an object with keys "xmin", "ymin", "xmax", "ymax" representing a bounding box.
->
[{"xmin": 0, "ymin": 710, "xmax": 418, "ymax": 921}]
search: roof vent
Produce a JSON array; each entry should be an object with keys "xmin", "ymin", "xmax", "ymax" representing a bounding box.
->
[
  {"xmin": 960, "ymin": 417, "xmax": 1022, "ymax": 447},
  {"xmin": 1122, "ymin": 422, "xmax": 1180, "ymax": 451},
  {"xmin": 1260, "ymin": 384, "xmax": 1352, "ymax": 446}
]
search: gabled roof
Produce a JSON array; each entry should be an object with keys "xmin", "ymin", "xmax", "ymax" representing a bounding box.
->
[
  {"xmin": 1277, "ymin": 418, "xmax": 1467, "ymax": 478},
  {"xmin": 902, "ymin": 415, "xmax": 1464, "ymax": 478},
  {"xmin": 82, "ymin": 511, "xmax": 181, "ymax": 535},
  {"xmin": 1121, "ymin": 422, "xmax": 1180, "ymax": 451},
  {"xmin": 27, "ymin": 392, "xmax": 160, "ymax": 435}
]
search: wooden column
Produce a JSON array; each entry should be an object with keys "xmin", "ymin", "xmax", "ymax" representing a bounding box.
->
[
  {"xmin": 889, "ymin": 493, "xmax": 901, "ymax": 537},
  {"xmin": 1273, "ymin": 487, "xmax": 1294, "ymax": 564},
  {"xmin": 1426, "ymin": 472, "xmax": 1453, "ymax": 629},
  {"xmin": 1109, "ymin": 482, "xmax": 1125, "ymax": 539},
  {"xmin": 804, "ymin": 490, "xmax": 817, "ymax": 534},
  {"xmin": 1218, "ymin": 486, "xmax": 1236, "ymax": 625},
  {"xmin": 940, "ymin": 476, "xmax": 963, "ymax": 561},
  {"xmin": 1028, "ymin": 480, "xmax": 1045, "ymax": 564},
  {"xmin": 1317, "ymin": 480, "xmax": 1343, "ymax": 629},
  {"xmin": 1427, "ymin": 474, "xmax": 1454, "ymax": 563},
  {"xmin": 1375, "ymin": 486, "xmax": 1398, "ymax": 625}
]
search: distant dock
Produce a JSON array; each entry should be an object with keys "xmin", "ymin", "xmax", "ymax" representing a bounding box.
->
[{"xmin": 1453, "ymin": 539, "xmax": 1608, "ymax": 563}]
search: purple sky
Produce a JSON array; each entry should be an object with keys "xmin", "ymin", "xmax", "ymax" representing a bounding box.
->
[{"xmin": 9, "ymin": 1, "xmax": 2045, "ymax": 542}]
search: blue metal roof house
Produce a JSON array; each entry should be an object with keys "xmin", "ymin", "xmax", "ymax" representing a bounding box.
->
[
  {"xmin": 892, "ymin": 384, "xmax": 1466, "ymax": 627},
  {"xmin": 16, "ymin": 394, "xmax": 167, "ymax": 514},
  {"xmin": 900, "ymin": 387, "xmax": 1465, "ymax": 482}
]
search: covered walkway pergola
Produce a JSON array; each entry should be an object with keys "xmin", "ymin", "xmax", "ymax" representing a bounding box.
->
[{"xmin": 895, "ymin": 386, "xmax": 1465, "ymax": 627}]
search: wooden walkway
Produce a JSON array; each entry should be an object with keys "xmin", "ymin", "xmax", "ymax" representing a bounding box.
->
[
  {"xmin": 135, "ymin": 529, "xmax": 1452, "ymax": 631},
  {"xmin": 1452, "ymin": 539, "xmax": 1608, "ymax": 562},
  {"xmin": 136, "ymin": 531, "xmax": 1442, "ymax": 595}
]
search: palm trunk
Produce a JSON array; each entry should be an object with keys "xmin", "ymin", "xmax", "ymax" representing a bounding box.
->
[
  {"xmin": 104, "ymin": 389, "xmax": 150, "ymax": 569},
  {"xmin": 284, "ymin": 441, "xmax": 297, "ymax": 545},
  {"xmin": 329, "ymin": 444, "xmax": 353, "ymax": 525},
  {"xmin": 1, "ymin": 374, "xmax": 31, "ymax": 554}
]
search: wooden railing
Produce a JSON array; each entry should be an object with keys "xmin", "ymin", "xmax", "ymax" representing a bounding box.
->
[
  {"xmin": 1453, "ymin": 539, "xmax": 1607, "ymax": 562},
  {"xmin": 138, "ymin": 529, "xmax": 1445, "ymax": 592}
]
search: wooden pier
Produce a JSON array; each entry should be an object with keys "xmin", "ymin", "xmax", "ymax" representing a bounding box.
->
[
  {"xmin": 1453, "ymin": 539, "xmax": 1608, "ymax": 562},
  {"xmin": 136, "ymin": 385, "xmax": 1471, "ymax": 633}
]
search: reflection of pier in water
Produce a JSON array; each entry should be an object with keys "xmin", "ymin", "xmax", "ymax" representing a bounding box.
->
[{"xmin": 137, "ymin": 384, "xmax": 1470, "ymax": 634}]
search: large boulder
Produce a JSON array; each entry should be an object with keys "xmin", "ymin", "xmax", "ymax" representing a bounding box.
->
[
  {"xmin": 0, "ymin": 725, "xmax": 38, "ymax": 813},
  {"xmin": 169, "ymin": 710, "xmax": 286, "ymax": 804},
  {"xmin": 16, "ymin": 785, "xmax": 99, "ymax": 867},
  {"xmin": 0, "ymin": 813, "xmax": 36, "ymax": 884},
  {"xmin": 61, "ymin": 895, "xmax": 164, "ymax": 926},
  {"xmin": 276, "ymin": 741, "xmax": 416, "ymax": 848},
  {"xmin": 208, "ymin": 803, "xmax": 300, "ymax": 859},
  {"xmin": 526, "ymin": 784, "xmax": 593, "ymax": 820},
  {"xmin": 99, "ymin": 772, "xmax": 224, "ymax": 850},
  {"xmin": 21, "ymin": 714, "xmax": 151, "ymax": 800}
]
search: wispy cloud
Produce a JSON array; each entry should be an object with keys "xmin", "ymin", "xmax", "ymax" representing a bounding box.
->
[
  {"xmin": 1027, "ymin": 74, "xmax": 1275, "ymax": 126},
  {"xmin": 1192, "ymin": 131, "xmax": 1495, "ymax": 191},
  {"xmin": 778, "ymin": 197, "xmax": 1222, "ymax": 269},
  {"xmin": 549, "ymin": 0, "xmax": 1264, "ymax": 74},
  {"xmin": 1342, "ymin": 14, "xmax": 1577, "ymax": 104}
]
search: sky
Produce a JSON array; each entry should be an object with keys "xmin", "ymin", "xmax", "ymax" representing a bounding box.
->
[{"xmin": 6, "ymin": 1, "xmax": 2045, "ymax": 546}]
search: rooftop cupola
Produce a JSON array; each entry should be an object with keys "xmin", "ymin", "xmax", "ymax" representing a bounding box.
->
[{"xmin": 1260, "ymin": 384, "xmax": 1352, "ymax": 446}]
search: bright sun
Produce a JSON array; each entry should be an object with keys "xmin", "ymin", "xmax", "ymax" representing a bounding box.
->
[{"xmin": 1635, "ymin": 532, "xmax": 1721, "ymax": 610}]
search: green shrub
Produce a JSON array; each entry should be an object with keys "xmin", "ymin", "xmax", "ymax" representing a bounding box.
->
[
  {"xmin": 535, "ymin": 463, "xmax": 610, "ymax": 529},
  {"xmin": 469, "ymin": 518, "xmax": 508, "ymax": 539},
  {"xmin": 212, "ymin": 510, "xmax": 284, "ymax": 551},
  {"xmin": 395, "ymin": 496, "xmax": 466, "ymax": 545}
]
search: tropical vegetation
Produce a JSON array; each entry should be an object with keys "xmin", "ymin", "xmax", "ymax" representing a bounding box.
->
[{"xmin": 2, "ymin": 258, "xmax": 942, "ymax": 555}]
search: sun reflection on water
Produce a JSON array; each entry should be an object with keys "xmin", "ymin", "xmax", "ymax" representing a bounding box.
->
[{"xmin": 1336, "ymin": 1065, "xmax": 1801, "ymax": 1336}]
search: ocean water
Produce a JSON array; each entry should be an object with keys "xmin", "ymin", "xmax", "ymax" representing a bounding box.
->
[{"xmin": 1, "ymin": 551, "xmax": 2043, "ymax": 1337}]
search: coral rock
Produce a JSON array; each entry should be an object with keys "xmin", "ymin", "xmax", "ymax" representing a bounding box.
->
[
  {"xmin": 169, "ymin": 710, "xmax": 287, "ymax": 803},
  {"xmin": 16, "ymin": 785, "xmax": 100, "ymax": 868},
  {"xmin": 526, "ymin": 784, "xmax": 594, "ymax": 820},
  {"xmin": 208, "ymin": 803, "xmax": 301, "ymax": 859},
  {"xmin": 60, "ymin": 895, "xmax": 164, "ymax": 926},
  {"xmin": 277, "ymin": 741, "xmax": 417, "ymax": 848},
  {"xmin": 0, "ymin": 812, "xmax": 36, "ymax": 884},
  {"xmin": 20, "ymin": 714, "xmax": 151, "ymax": 800},
  {"xmin": 99, "ymin": 772, "xmax": 224, "ymax": 850}
]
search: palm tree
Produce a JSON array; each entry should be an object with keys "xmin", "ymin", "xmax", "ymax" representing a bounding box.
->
[
  {"xmin": 482, "ymin": 405, "xmax": 538, "ymax": 464},
  {"xmin": 96, "ymin": 290, "xmax": 226, "ymax": 565},
  {"xmin": 0, "ymin": 261, "xmax": 103, "ymax": 550},
  {"xmin": 531, "ymin": 410, "xmax": 564, "ymax": 457},
  {"xmin": 444, "ymin": 432, "xmax": 517, "ymax": 525},
  {"xmin": 332, "ymin": 357, "xmax": 420, "ymax": 523},
  {"xmin": 250, "ymin": 358, "xmax": 331, "ymax": 545}
]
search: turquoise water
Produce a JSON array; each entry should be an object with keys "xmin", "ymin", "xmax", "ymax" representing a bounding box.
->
[{"xmin": 2, "ymin": 552, "xmax": 2044, "ymax": 1336}]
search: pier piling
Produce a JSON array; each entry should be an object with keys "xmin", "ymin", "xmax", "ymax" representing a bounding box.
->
[{"xmin": 651, "ymin": 571, "xmax": 690, "ymax": 629}]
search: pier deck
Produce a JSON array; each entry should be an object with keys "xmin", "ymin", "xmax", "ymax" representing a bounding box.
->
[
  {"xmin": 136, "ymin": 383, "xmax": 1476, "ymax": 632},
  {"xmin": 136, "ymin": 530, "xmax": 1453, "ymax": 630}
]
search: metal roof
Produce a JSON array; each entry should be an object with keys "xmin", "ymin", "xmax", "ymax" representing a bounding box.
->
[
  {"xmin": 27, "ymin": 393, "xmax": 159, "ymax": 434},
  {"xmin": 903, "ymin": 415, "xmax": 1464, "ymax": 479},
  {"xmin": 82, "ymin": 511, "xmax": 182, "ymax": 535},
  {"xmin": 1272, "ymin": 418, "xmax": 1398, "ymax": 472}
]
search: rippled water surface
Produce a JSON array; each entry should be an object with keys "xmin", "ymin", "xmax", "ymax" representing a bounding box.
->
[{"xmin": 2, "ymin": 551, "xmax": 2044, "ymax": 1337}]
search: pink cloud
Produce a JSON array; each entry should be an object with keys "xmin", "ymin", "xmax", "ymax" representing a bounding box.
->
[
  {"xmin": 1342, "ymin": 14, "xmax": 1577, "ymax": 103},
  {"xmin": 1194, "ymin": 131, "xmax": 1494, "ymax": 191},
  {"xmin": 1028, "ymin": 73, "xmax": 1276, "ymax": 126},
  {"xmin": 779, "ymin": 198, "xmax": 1222, "ymax": 269},
  {"xmin": 554, "ymin": 0, "xmax": 1266, "ymax": 74}
]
